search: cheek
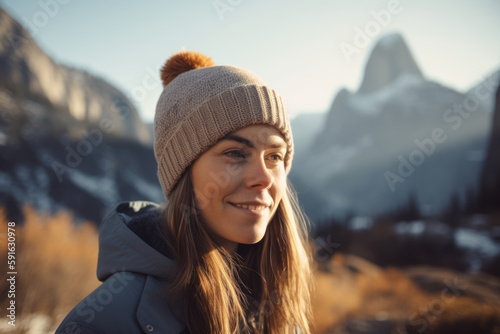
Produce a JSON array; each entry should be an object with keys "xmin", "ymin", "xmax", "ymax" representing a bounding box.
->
[
  {"xmin": 192, "ymin": 161, "xmax": 221, "ymax": 202},
  {"xmin": 194, "ymin": 183, "xmax": 221, "ymax": 212},
  {"xmin": 192, "ymin": 171, "xmax": 217, "ymax": 211},
  {"xmin": 273, "ymin": 169, "xmax": 287, "ymax": 199}
]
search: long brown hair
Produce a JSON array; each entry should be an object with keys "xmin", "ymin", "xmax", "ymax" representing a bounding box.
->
[{"xmin": 162, "ymin": 169, "xmax": 313, "ymax": 333}]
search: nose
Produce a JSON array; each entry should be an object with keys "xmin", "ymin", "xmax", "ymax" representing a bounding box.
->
[{"xmin": 244, "ymin": 155, "xmax": 273, "ymax": 190}]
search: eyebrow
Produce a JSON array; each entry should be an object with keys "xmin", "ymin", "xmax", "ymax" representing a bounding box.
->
[
  {"xmin": 221, "ymin": 134, "xmax": 286, "ymax": 149},
  {"xmin": 222, "ymin": 134, "xmax": 255, "ymax": 148}
]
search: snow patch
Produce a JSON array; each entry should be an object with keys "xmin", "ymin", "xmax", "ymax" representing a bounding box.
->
[
  {"xmin": 10, "ymin": 165, "xmax": 53, "ymax": 213},
  {"xmin": 395, "ymin": 220, "xmax": 425, "ymax": 235},
  {"xmin": 454, "ymin": 228, "xmax": 500, "ymax": 257},
  {"xmin": 349, "ymin": 216, "xmax": 373, "ymax": 230},
  {"xmin": 67, "ymin": 169, "xmax": 118, "ymax": 206},
  {"xmin": 394, "ymin": 220, "xmax": 451, "ymax": 237},
  {"xmin": 350, "ymin": 74, "xmax": 424, "ymax": 115}
]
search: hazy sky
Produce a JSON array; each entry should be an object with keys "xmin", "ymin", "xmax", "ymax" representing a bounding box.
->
[{"xmin": 1, "ymin": 0, "xmax": 499, "ymax": 122}]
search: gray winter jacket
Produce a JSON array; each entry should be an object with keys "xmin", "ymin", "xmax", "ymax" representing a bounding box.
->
[{"xmin": 56, "ymin": 201, "xmax": 187, "ymax": 334}]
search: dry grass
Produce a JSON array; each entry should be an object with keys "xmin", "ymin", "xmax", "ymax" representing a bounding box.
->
[
  {"xmin": 403, "ymin": 297, "xmax": 500, "ymax": 334},
  {"xmin": 312, "ymin": 253, "xmax": 500, "ymax": 334},
  {"xmin": 312, "ymin": 254, "xmax": 429, "ymax": 333},
  {"xmin": 0, "ymin": 206, "xmax": 99, "ymax": 332},
  {"xmin": 1, "ymin": 206, "xmax": 499, "ymax": 333}
]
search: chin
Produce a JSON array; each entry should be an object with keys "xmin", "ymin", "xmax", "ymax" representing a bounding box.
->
[
  {"xmin": 234, "ymin": 230, "xmax": 267, "ymax": 245},
  {"xmin": 238, "ymin": 236, "xmax": 265, "ymax": 245}
]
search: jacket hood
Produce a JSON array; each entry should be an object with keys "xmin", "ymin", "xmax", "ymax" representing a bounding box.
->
[{"xmin": 97, "ymin": 201, "xmax": 175, "ymax": 282}]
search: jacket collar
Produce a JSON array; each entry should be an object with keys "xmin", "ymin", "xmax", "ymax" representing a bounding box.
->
[{"xmin": 97, "ymin": 201, "xmax": 176, "ymax": 281}]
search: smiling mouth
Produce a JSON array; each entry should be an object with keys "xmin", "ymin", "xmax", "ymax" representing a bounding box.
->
[{"xmin": 229, "ymin": 202, "xmax": 269, "ymax": 211}]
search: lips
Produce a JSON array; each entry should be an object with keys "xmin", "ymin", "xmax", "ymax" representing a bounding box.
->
[{"xmin": 228, "ymin": 201, "xmax": 271, "ymax": 211}]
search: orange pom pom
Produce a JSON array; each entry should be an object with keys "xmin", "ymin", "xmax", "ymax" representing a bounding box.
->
[{"xmin": 160, "ymin": 51, "xmax": 215, "ymax": 87}]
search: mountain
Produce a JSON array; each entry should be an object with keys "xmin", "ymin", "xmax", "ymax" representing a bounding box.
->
[
  {"xmin": 357, "ymin": 33, "xmax": 423, "ymax": 94},
  {"xmin": 0, "ymin": 8, "xmax": 162, "ymax": 223},
  {"xmin": 291, "ymin": 33, "xmax": 496, "ymax": 222},
  {"xmin": 0, "ymin": 8, "xmax": 150, "ymax": 145},
  {"xmin": 290, "ymin": 112, "xmax": 325, "ymax": 156},
  {"xmin": 467, "ymin": 69, "xmax": 500, "ymax": 114}
]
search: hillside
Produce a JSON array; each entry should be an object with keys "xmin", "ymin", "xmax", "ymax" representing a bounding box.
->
[
  {"xmin": 0, "ymin": 8, "xmax": 150, "ymax": 145},
  {"xmin": 0, "ymin": 8, "xmax": 163, "ymax": 224}
]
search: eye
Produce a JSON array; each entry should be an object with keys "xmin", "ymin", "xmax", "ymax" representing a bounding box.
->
[
  {"xmin": 267, "ymin": 153, "xmax": 284, "ymax": 163},
  {"xmin": 223, "ymin": 149, "xmax": 247, "ymax": 159}
]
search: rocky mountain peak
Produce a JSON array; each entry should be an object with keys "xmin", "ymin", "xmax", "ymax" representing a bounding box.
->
[{"xmin": 357, "ymin": 33, "xmax": 423, "ymax": 94}]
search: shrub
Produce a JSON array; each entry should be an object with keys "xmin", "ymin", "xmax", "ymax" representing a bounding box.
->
[{"xmin": 0, "ymin": 205, "xmax": 99, "ymax": 331}]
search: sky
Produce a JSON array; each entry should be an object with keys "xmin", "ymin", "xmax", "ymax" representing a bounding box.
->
[{"xmin": 1, "ymin": 0, "xmax": 499, "ymax": 122}]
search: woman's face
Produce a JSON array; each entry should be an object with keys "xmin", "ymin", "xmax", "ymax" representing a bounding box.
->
[{"xmin": 191, "ymin": 124, "xmax": 288, "ymax": 251}]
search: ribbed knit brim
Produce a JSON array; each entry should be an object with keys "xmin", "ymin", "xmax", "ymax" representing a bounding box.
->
[{"xmin": 154, "ymin": 65, "xmax": 293, "ymax": 198}]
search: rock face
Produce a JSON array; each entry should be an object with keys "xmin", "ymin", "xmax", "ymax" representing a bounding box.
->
[
  {"xmin": 357, "ymin": 33, "xmax": 423, "ymax": 94},
  {"xmin": 0, "ymin": 8, "xmax": 162, "ymax": 224},
  {"xmin": 0, "ymin": 8, "xmax": 150, "ymax": 144},
  {"xmin": 291, "ymin": 34, "xmax": 497, "ymax": 221}
]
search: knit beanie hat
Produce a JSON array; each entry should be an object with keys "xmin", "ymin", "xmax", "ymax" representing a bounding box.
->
[{"xmin": 154, "ymin": 51, "xmax": 293, "ymax": 198}]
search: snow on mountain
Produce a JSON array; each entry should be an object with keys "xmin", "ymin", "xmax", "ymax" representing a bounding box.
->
[
  {"xmin": 349, "ymin": 74, "xmax": 425, "ymax": 115},
  {"xmin": 1, "ymin": 136, "xmax": 163, "ymax": 224},
  {"xmin": 291, "ymin": 33, "xmax": 495, "ymax": 222}
]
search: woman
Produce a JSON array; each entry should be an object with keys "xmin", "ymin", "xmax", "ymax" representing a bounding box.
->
[{"xmin": 56, "ymin": 51, "xmax": 313, "ymax": 334}]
